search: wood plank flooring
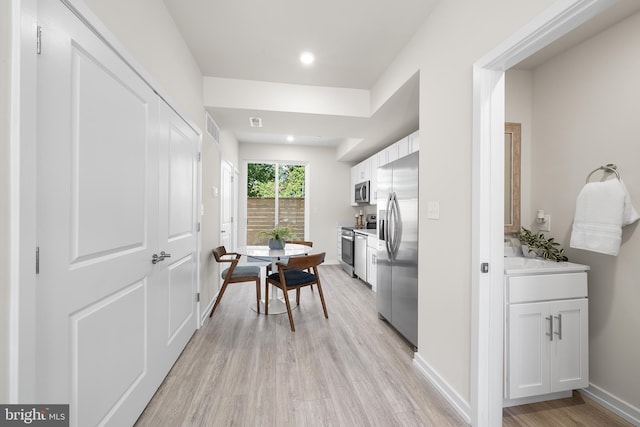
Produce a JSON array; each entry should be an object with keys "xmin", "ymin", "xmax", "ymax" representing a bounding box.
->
[
  {"xmin": 135, "ymin": 265, "xmax": 632, "ymax": 427},
  {"xmin": 502, "ymin": 391, "xmax": 633, "ymax": 427}
]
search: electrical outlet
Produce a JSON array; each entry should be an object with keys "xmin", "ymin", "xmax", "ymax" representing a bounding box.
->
[{"xmin": 540, "ymin": 215, "xmax": 551, "ymax": 232}]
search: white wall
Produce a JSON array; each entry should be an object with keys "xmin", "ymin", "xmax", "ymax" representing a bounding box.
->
[
  {"xmin": 529, "ymin": 10, "xmax": 640, "ymax": 412},
  {"xmin": 505, "ymin": 69, "xmax": 534, "ymax": 231},
  {"xmin": 374, "ymin": 0, "xmax": 556, "ymax": 405},
  {"xmin": 199, "ymin": 128, "xmax": 241, "ymax": 310},
  {"xmin": 238, "ymin": 143, "xmax": 354, "ymax": 263},
  {"xmin": 0, "ymin": 0, "xmax": 12, "ymax": 403},
  {"xmin": 82, "ymin": 0, "xmax": 203, "ymax": 124}
]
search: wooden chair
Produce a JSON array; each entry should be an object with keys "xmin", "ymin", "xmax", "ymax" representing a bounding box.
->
[
  {"xmin": 209, "ymin": 246, "xmax": 261, "ymax": 317},
  {"xmin": 265, "ymin": 252, "xmax": 327, "ymax": 331},
  {"xmin": 265, "ymin": 240, "xmax": 313, "ymax": 271}
]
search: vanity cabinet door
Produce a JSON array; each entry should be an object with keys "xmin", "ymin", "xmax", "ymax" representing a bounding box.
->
[
  {"xmin": 551, "ymin": 298, "xmax": 589, "ymax": 392},
  {"xmin": 508, "ymin": 302, "xmax": 551, "ymax": 399},
  {"xmin": 507, "ymin": 298, "xmax": 588, "ymax": 399}
]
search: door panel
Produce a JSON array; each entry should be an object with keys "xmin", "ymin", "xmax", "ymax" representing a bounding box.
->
[
  {"xmin": 508, "ymin": 302, "xmax": 550, "ymax": 398},
  {"xmin": 73, "ymin": 282, "xmax": 147, "ymax": 427},
  {"xmin": 72, "ymin": 45, "xmax": 147, "ymax": 261},
  {"xmin": 551, "ymin": 299, "xmax": 588, "ymax": 390},
  {"xmin": 157, "ymin": 100, "xmax": 198, "ymax": 375},
  {"xmin": 37, "ymin": 4, "xmax": 158, "ymax": 425}
]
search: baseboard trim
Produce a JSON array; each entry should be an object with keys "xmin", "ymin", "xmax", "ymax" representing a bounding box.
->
[
  {"xmin": 581, "ymin": 384, "xmax": 640, "ymax": 426},
  {"xmin": 413, "ymin": 353, "xmax": 472, "ymax": 424},
  {"xmin": 200, "ymin": 294, "xmax": 217, "ymax": 326}
]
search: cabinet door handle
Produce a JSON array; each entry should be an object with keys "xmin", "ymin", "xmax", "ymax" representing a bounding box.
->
[
  {"xmin": 554, "ymin": 314, "xmax": 562, "ymax": 340},
  {"xmin": 545, "ymin": 315, "xmax": 553, "ymax": 341}
]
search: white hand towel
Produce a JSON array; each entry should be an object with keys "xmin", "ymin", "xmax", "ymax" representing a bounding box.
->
[{"xmin": 570, "ymin": 179, "xmax": 639, "ymax": 256}]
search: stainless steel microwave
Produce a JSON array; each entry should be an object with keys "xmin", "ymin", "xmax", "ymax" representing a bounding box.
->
[{"xmin": 354, "ymin": 180, "xmax": 370, "ymax": 204}]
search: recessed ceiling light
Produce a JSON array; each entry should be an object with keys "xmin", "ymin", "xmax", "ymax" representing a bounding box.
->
[
  {"xmin": 299, "ymin": 51, "xmax": 315, "ymax": 65},
  {"xmin": 286, "ymin": 135, "xmax": 294, "ymax": 142}
]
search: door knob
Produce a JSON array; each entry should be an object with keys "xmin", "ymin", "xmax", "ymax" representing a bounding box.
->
[{"xmin": 151, "ymin": 251, "xmax": 172, "ymax": 264}]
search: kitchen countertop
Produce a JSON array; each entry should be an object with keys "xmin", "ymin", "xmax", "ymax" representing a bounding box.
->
[
  {"xmin": 354, "ymin": 228, "xmax": 377, "ymax": 236},
  {"xmin": 504, "ymin": 256, "xmax": 590, "ymax": 275}
]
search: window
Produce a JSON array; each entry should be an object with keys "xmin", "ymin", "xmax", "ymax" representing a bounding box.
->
[{"xmin": 247, "ymin": 162, "xmax": 306, "ymax": 244}]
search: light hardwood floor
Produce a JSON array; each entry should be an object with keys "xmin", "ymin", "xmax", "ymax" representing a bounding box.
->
[{"xmin": 136, "ymin": 265, "xmax": 632, "ymax": 427}]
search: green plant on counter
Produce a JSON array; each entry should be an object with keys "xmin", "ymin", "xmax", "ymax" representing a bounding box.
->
[{"xmin": 516, "ymin": 227, "xmax": 568, "ymax": 262}]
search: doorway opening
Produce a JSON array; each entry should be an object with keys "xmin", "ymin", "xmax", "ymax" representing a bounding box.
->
[{"xmin": 471, "ymin": 0, "xmax": 619, "ymax": 425}]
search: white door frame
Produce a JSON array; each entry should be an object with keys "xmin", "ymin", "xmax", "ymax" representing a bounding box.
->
[
  {"xmin": 220, "ymin": 158, "xmax": 236, "ymax": 250},
  {"xmin": 471, "ymin": 0, "xmax": 618, "ymax": 425}
]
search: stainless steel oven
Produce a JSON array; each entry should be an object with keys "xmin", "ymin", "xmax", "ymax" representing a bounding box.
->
[{"xmin": 339, "ymin": 227, "xmax": 355, "ymax": 276}]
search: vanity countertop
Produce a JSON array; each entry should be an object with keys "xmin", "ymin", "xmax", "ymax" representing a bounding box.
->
[{"xmin": 504, "ymin": 256, "xmax": 590, "ymax": 275}]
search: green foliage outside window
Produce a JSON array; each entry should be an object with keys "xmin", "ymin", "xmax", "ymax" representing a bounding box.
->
[
  {"xmin": 247, "ymin": 163, "xmax": 275, "ymax": 197},
  {"xmin": 247, "ymin": 163, "xmax": 305, "ymax": 198}
]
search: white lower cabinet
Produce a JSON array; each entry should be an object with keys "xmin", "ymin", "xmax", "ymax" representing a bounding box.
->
[
  {"xmin": 507, "ymin": 298, "xmax": 588, "ymax": 399},
  {"xmin": 505, "ymin": 268, "xmax": 589, "ymax": 403},
  {"xmin": 354, "ymin": 232, "xmax": 368, "ymax": 280},
  {"xmin": 366, "ymin": 234, "xmax": 378, "ymax": 291}
]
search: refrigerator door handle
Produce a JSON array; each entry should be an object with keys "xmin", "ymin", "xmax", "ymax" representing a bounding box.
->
[
  {"xmin": 385, "ymin": 193, "xmax": 393, "ymax": 257},
  {"xmin": 391, "ymin": 192, "xmax": 402, "ymax": 259},
  {"xmin": 392, "ymin": 192, "xmax": 402, "ymax": 259}
]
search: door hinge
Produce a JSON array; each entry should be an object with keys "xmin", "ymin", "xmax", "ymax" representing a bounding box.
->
[
  {"xmin": 36, "ymin": 246, "xmax": 40, "ymax": 274},
  {"xmin": 197, "ymin": 152, "xmax": 201, "ymax": 162},
  {"xmin": 36, "ymin": 26, "xmax": 42, "ymax": 55},
  {"xmin": 481, "ymin": 262, "xmax": 489, "ymax": 273},
  {"xmin": 196, "ymin": 292, "xmax": 200, "ymax": 302},
  {"xmin": 196, "ymin": 222, "xmax": 201, "ymax": 232}
]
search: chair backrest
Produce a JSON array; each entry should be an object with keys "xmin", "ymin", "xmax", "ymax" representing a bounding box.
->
[
  {"xmin": 280, "ymin": 252, "xmax": 325, "ymax": 271},
  {"xmin": 212, "ymin": 246, "xmax": 230, "ymax": 263},
  {"xmin": 286, "ymin": 240, "xmax": 313, "ymax": 247}
]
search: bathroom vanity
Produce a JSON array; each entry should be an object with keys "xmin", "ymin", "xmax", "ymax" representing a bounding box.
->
[{"xmin": 503, "ymin": 257, "xmax": 590, "ymax": 407}]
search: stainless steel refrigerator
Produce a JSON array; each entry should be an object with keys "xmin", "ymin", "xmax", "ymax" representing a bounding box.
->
[{"xmin": 377, "ymin": 152, "xmax": 418, "ymax": 348}]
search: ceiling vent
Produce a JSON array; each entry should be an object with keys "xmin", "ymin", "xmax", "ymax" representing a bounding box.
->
[
  {"xmin": 249, "ymin": 117, "xmax": 263, "ymax": 128},
  {"xmin": 205, "ymin": 112, "xmax": 220, "ymax": 143}
]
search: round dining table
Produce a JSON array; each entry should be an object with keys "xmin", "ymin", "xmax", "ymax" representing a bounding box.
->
[{"xmin": 235, "ymin": 244, "xmax": 313, "ymax": 314}]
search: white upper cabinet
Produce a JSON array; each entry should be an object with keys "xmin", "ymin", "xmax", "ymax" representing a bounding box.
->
[
  {"xmin": 350, "ymin": 130, "xmax": 419, "ymax": 206},
  {"xmin": 351, "ymin": 158, "xmax": 371, "ymax": 206},
  {"xmin": 385, "ymin": 143, "xmax": 399, "ymax": 164},
  {"xmin": 396, "ymin": 136, "xmax": 410, "ymax": 159},
  {"xmin": 409, "ymin": 130, "xmax": 420, "ymax": 153}
]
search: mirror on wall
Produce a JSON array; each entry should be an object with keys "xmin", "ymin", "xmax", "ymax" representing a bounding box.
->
[{"xmin": 505, "ymin": 122, "xmax": 521, "ymax": 234}]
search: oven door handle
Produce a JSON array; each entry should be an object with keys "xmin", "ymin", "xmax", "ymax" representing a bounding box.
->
[{"xmin": 342, "ymin": 235, "xmax": 354, "ymax": 241}]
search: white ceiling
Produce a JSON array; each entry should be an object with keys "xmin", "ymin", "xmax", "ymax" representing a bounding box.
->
[
  {"xmin": 163, "ymin": 0, "xmax": 437, "ymax": 89},
  {"xmin": 162, "ymin": 0, "xmax": 433, "ymax": 159},
  {"xmin": 162, "ymin": 0, "xmax": 640, "ymax": 161}
]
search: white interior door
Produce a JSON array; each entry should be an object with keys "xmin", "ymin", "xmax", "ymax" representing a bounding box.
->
[
  {"xmin": 35, "ymin": 2, "xmax": 197, "ymax": 425},
  {"xmin": 156, "ymin": 100, "xmax": 199, "ymax": 375},
  {"xmin": 36, "ymin": 2, "xmax": 159, "ymax": 425},
  {"xmin": 220, "ymin": 160, "xmax": 234, "ymax": 250}
]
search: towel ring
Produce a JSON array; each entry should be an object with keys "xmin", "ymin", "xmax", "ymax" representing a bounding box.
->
[{"xmin": 586, "ymin": 163, "xmax": 621, "ymax": 183}]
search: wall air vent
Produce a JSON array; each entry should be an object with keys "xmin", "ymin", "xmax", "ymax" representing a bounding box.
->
[
  {"xmin": 249, "ymin": 116, "xmax": 263, "ymax": 128},
  {"xmin": 206, "ymin": 111, "xmax": 220, "ymax": 143}
]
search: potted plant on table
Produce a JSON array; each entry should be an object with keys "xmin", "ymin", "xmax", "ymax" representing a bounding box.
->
[
  {"xmin": 516, "ymin": 227, "xmax": 568, "ymax": 262},
  {"xmin": 258, "ymin": 225, "xmax": 295, "ymax": 250}
]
